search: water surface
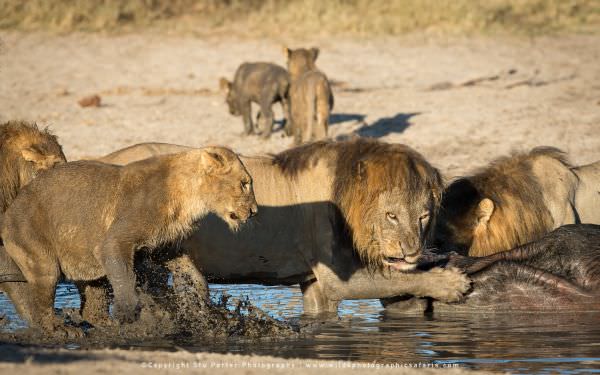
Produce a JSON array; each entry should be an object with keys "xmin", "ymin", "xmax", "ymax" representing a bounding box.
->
[{"xmin": 1, "ymin": 283, "xmax": 600, "ymax": 374}]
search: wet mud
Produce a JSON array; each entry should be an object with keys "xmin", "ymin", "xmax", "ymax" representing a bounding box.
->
[{"xmin": 0, "ymin": 274, "xmax": 298, "ymax": 348}]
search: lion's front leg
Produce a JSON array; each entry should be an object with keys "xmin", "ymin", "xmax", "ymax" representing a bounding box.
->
[
  {"xmin": 300, "ymin": 278, "xmax": 339, "ymax": 317},
  {"xmin": 310, "ymin": 245, "xmax": 470, "ymax": 304}
]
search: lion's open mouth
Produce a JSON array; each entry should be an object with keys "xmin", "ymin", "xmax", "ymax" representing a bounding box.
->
[{"xmin": 383, "ymin": 256, "xmax": 418, "ymax": 271}]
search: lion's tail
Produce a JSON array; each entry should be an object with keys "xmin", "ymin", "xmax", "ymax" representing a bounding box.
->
[{"xmin": 0, "ymin": 274, "xmax": 26, "ymax": 283}]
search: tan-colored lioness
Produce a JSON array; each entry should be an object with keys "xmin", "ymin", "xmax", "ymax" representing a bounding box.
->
[
  {"xmin": 95, "ymin": 140, "xmax": 470, "ymax": 315},
  {"xmin": 435, "ymin": 147, "xmax": 600, "ymax": 257},
  {"xmin": 2, "ymin": 147, "xmax": 257, "ymax": 336}
]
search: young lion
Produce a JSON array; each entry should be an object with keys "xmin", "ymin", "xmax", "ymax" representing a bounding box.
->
[
  {"xmin": 220, "ymin": 62, "xmax": 290, "ymax": 138},
  {"xmin": 284, "ymin": 47, "xmax": 334, "ymax": 145},
  {"xmin": 0, "ymin": 120, "xmax": 67, "ymax": 323},
  {"xmin": 2, "ymin": 147, "xmax": 257, "ymax": 336}
]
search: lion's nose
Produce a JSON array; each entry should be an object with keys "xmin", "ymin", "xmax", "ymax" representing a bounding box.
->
[{"xmin": 400, "ymin": 239, "xmax": 419, "ymax": 257}]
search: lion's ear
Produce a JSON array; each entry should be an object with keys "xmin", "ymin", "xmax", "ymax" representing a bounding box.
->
[
  {"xmin": 21, "ymin": 148, "xmax": 43, "ymax": 163},
  {"xmin": 200, "ymin": 150, "xmax": 231, "ymax": 175},
  {"xmin": 282, "ymin": 46, "xmax": 291, "ymax": 59},
  {"xmin": 310, "ymin": 47, "xmax": 320, "ymax": 62},
  {"xmin": 476, "ymin": 198, "xmax": 494, "ymax": 225},
  {"xmin": 219, "ymin": 77, "xmax": 231, "ymax": 93}
]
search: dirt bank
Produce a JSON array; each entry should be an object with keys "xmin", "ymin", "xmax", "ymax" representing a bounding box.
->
[
  {"xmin": 0, "ymin": 32, "xmax": 598, "ymax": 177},
  {"xmin": 0, "ymin": 344, "xmax": 493, "ymax": 374}
]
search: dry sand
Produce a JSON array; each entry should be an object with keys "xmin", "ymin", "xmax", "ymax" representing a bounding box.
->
[
  {"xmin": 0, "ymin": 31, "xmax": 599, "ymax": 372},
  {"xmin": 1, "ymin": 32, "xmax": 599, "ymax": 175},
  {"xmin": 0, "ymin": 344, "xmax": 492, "ymax": 374}
]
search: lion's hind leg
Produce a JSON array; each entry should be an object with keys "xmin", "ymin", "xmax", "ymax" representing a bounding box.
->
[{"xmin": 4, "ymin": 238, "xmax": 82, "ymax": 337}]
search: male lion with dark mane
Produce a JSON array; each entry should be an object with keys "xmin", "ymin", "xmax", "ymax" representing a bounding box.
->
[
  {"xmin": 2, "ymin": 147, "xmax": 257, "ymax": 336},
  {"xmin": 0, "ymin": 120, "xmax": 66, "ymax": 323},
  {"xmin": 384, "ymin": 147, "xmax": 600, "ymax": 313},
  {"xmin": 435, "ymin": 147, "xmax": 600, "ymax": 257},
  {"xmin": 92, "ymin": 139, "xmax": 470, "ymax": 316}
]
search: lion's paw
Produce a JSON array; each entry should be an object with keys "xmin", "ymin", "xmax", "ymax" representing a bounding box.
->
[{"xmin": 429, "ymin": 267, "xmax": 471, "ymax": 303}]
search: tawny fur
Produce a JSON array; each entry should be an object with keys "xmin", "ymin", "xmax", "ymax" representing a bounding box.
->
[
  {"xmin": 0, "ymin": 120, "xmax": 66, "ymax": 323},
  {"xmin": 284, "ymin": 47, "xmax": 334, "ymax": 145},
  {"xmin": 0, "ymin": 120, "xmax": 66, "ymax": 212},
  {"xmin": 83, "ymin": 140, "xmax": 470, "ymax": 317},
  {"xmin": 1, "ymin": 147, "xmax": 257, "ymax": 335}
]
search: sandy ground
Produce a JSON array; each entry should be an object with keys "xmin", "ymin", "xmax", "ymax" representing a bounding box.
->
[
  {"xmin": 0, "ymin": 31, "xmax": 599, "ymax": 372},
  {"xmin": 1, "ymin": 32, "xmax": 599, "ymax": 176},
  {"xmin": 0, "ymin": 344, "xmax": 493, "ymax": 374}
]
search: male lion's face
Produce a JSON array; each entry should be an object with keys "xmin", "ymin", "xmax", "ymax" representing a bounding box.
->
[
  {"xmin": 370, "ymin": 187, "xmax": 435, "ymax": 271},
  {"xmin": 200, "ymin": 148, "xmax": 258, "ymax": 231}
]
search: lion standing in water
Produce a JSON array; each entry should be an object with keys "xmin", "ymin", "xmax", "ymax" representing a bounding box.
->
[
  {"xmin": 93, "ymin": 139, "xmax": 470, "ymax": 316},
  {"xmin": 2, "ymin": 147, "xmax": 257, "ymax": 336},
  {"xmin": 0, "ymin": 120, "xmax": 67, "ymax": 323}
]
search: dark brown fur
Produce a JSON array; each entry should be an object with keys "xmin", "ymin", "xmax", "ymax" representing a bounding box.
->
[
  {"xmin": 220, "ymin": 62, "xmax": 290, "ymax": 138},
  {"xmin": 435, "ymin": 147, "xmax": 567, "ymax": 256},
  {"xmin": 387, "ymin": 224, "xmax": 600, "ymax": 313},
  {"xmin": 1, "ymin": 148, "xmax": 257, "ymax": 336},
  {"xmin": 284, "ymin": 47, "xmax": 334, "ymax": 145},
  {"xmin": 448, "ymin": 224, "xmax": 600, "ymax": 310}
]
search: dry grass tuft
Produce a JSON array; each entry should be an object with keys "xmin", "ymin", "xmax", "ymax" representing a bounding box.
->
[{"xmin": 1, "ymin": 0, "xmax": 599, "ymax": 36}]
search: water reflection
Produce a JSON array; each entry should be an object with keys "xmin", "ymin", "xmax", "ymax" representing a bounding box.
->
[{"xmin": 1, "ymin": 283, "xmax": 600, "ymax": 373}]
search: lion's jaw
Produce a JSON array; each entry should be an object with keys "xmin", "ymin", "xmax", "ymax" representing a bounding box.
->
[{"xmin": 357, "ymin": 190, "xmax": 433, "ymax": 272}]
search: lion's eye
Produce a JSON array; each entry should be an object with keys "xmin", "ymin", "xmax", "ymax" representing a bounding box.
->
[
  {"xmin": 386, "ymin": 212, "xmax": 398, "ymax": 223},
  {"xmin": 419, "ymin": 213, "xmax": 430, "ymax": 222},
  {"xmin": 241, "ymin": 180, "xmax": 250, "ymax": 192}
]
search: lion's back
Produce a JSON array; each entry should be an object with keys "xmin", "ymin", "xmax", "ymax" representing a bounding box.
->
[{"xmin": 4, "ymin": 161, "xmax": 122, "ymax": 234}]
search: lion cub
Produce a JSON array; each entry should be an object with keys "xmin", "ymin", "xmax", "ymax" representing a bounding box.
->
[
  {"xmin": 2, "ymin": 147, "xmax": 257, "ymax": 335},
  {"xmin": 220, "ymin": 62, "xmax": 290, "ymax": 138},
  {"xmin": 284, "ymin": 47, "xmax": 334, "ymax": 145}
]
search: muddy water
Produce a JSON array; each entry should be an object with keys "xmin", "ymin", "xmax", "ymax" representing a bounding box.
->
[{"xmin": 2, "ymin": 283, "xmax": 600, "ymax": 373}]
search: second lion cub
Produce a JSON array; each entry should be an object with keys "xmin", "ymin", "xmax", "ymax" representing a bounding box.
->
[
  {"xmin": 2, "ymin": 147, "xmax": 257, "ymax": 336},
  {"xmin": 285, "ymin": 47, "xmax": 334, "ymax": 145}
]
